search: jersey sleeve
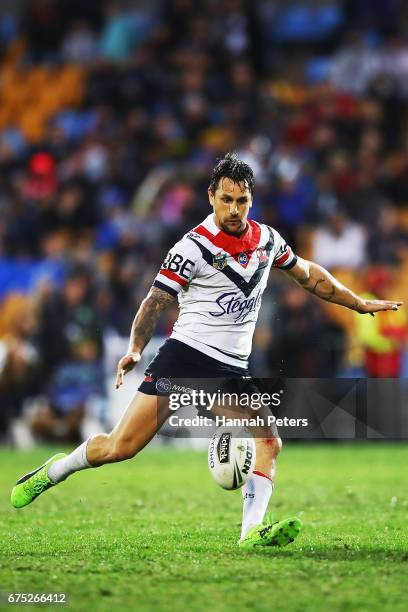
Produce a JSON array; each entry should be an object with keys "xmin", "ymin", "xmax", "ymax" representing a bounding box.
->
[
  {"xmin": 270, "ymin": 227, "xmax": 298, "ymax": 270},
  {"xmin": 153, "ymin": 236, "xmax": 199, "ymax": 297}
]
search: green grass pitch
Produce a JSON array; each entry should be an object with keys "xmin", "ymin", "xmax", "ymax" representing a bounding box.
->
[{"xmin": 1, "ymin": 443, "xmax": 407, "ymax": 611}]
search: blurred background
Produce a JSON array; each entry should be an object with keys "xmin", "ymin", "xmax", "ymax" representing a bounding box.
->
[{"xmin": 1, "ymin": 0, "xmax": 408, "ymax": 446}]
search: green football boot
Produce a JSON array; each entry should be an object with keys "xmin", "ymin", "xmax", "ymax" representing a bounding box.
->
[
  {"xmin": 10, "ymin": 453, "xmax": 67, "ymax": 509},
  {"xmin": 239, "ymin": 515, "xmax": 302, "ymax": 549}
]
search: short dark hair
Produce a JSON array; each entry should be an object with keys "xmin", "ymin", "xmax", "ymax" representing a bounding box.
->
[{"xmin": 209, "ymin": 152, "xmax": 255, "ymax": 195}]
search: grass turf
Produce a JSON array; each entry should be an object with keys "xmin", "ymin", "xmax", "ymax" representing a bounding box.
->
[{"xmin": 0, "ymin": 443, "xmax": 407, "ymax": 611}]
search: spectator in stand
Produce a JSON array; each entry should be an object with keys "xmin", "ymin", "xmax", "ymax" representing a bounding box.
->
[
  {"xmin": 61, "ymin": 20, "xmax": 99, "ymax": 64},
  {"xmin": 329, "ymin": 32, "xmax": 380, "ymax": 94},
  {"xmin": 368, "ymin": 205, "xmax": 408, "ymax": 265},
  {"xmin": 269, "ymin": 146, "xmax": 314, "ymax": 247},
  {"xmin": 27, "ymin": 265, "xmax": 107, "ymax": 443},
  {"xmin": 355, "ymin": 267, "xmax": 408, "ymax": 377},
  {"xmin": 345, "ymin": 166, "xmax": 388, "ymax": 226},
  {"xmin": 0, "ymin": 294, "xmax": 40, "ymax": 442},
  {"xmin": 309, "ymin": 170, "xmax": 339, "ymax": 223},
  {"xmin": 312, "ymin": 207, "xmax": 367, "ymax": 270},
  {"xmin": 24, "ymin": 0, "xmax": 63, "ymax": 62},
  {"xmin": 37, "ymin": 266, "xmax": 103, "ymax": 375},
  {"xmin": 99, "ymin": 1, "xmax": 155, "ymax": 62},
  {"xmin": 30, "ymin": 336, "xmax": 106, "ymax": 443},
  {"xmin": 267, "ymin": 285, "xmax": 345, "ymax": 378},
  {"xmin": 24, "ymin": 152, "xmax": 58, "ymax": 201}
]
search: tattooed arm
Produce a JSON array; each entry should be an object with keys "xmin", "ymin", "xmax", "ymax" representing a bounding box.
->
[
  {"xmin": 115, "ymin": 286, "xmax": 176, "ymax": 388},
  {"xmin": 127, "ymin": 286, "xmax": 175, "ymax": 353},
  {"xmin": 284, "ymin": 257, "xmax": 402, "ymax": 315}
]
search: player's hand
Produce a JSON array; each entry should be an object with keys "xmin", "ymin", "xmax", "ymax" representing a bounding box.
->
[
  {"xmin": 115, "ymin": 352, "xmax": 141, "ymax": 389},
  {"xmin": 355, "ymin": 298, "xmax": 403, "ymax": 316}
]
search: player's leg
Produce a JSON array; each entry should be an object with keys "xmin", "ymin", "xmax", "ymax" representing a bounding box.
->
[
  {"xmin": 239, "ymin": 417, "xmax": 301, "ymax": 547},
  {"xmin": 83, "ymin": 392, "xmax": 170, "ymax": 466},
  {"xmin": 209, "ymin": 395, "xmax": 286, "ymax": 543},
  {"xmin": 240, "ymin": 434, "xmax": 282, "ymax": 540},
  {"xmin": 11, "ymin": 392, "xmax": 170, "ymax": 508}
]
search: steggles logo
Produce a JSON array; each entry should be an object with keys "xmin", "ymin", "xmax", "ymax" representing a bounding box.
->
[{"xmin": 209, "ymin": 289, "xmax": 262, "ymax": 322}]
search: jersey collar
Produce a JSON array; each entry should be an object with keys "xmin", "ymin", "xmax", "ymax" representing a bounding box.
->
[
  {"xmin": 197, "ymin": 214, "xmax": 260, "ymax": 266},
  {"xmin": 207, "ymin": 213, "xmax": 250, "ymax": 240}
]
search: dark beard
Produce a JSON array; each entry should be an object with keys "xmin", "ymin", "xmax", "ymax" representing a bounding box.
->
[{"xmin": 220, "ymin": 220, "xmax": 245, "ymax": 236}]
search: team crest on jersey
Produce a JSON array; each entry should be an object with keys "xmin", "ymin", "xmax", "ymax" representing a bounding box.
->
[
  {"xmin": 212, "ymin": 252, "xmax": 227, "ymax": 270},
  {"xmin": 237, "ymin": 252, "xmax": 249, "ymax": 266},
  {"xmin": 256, "ymin": 247, "xmax": 269, "ymax": 263}
]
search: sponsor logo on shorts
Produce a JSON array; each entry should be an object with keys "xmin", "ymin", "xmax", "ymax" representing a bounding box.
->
[{"xmin": 156, "ymin": 378, "xmax": 172, "ymax": 393}]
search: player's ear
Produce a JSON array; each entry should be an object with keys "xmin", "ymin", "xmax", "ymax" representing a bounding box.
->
[{"xmin": 208, "ymin": 188, "xmax": 215, "ymax": 208}]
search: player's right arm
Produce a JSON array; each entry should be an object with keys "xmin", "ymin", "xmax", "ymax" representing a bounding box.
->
[
  {"xmin": 115, "ymin": 234, "xmax": 199, "ymax": 388},
  {"xmin": 115, "ymin": 286, "xmax": 176, "ymax": 388}
]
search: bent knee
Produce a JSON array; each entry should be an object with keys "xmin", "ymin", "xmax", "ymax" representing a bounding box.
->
[
  {"xmin": 263, "ymin": 436, "xmax": 282, "ymax": 456},
  {"xmin": 106, "ymin": 435, "xmax": 139, "ymax": 462}
]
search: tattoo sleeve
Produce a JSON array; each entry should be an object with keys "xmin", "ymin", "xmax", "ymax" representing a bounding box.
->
[
  {"xmin": 294, "ymin": 261, "xmax": 363, "ymax": 312},
  {"xmin": 128, "ymin": 286, "xmax": 176, "ymax": 353}
]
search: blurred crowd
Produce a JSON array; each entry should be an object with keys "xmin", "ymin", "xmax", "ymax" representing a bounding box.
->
[{"xmin": 1, "ymin": 0, "xmax": 408, "ymax": 445}]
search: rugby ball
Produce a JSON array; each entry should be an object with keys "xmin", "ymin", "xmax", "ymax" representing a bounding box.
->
[{"xmin": 208, "ymin": 426, "xmax": 256, "ymax": 490}]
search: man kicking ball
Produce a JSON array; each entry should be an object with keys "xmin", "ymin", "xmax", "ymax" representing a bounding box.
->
[{"xmin": 11, "ymin": 153, "xmax": 403, "ymax": 548}]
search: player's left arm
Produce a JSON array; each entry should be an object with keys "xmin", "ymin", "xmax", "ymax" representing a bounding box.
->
[{"xmin": 284, "ymin": 257, "xmax": 403, "ymax": 315}]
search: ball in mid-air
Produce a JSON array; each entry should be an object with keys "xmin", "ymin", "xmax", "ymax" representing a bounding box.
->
[{"xmin": 208, "ymin": 426, "xmax": 256, "ymax": 490}]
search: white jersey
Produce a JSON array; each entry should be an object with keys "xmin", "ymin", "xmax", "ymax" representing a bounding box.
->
[{"xmin": 153, "ymin": 214, "xmax": 297, "ymax": 368}]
